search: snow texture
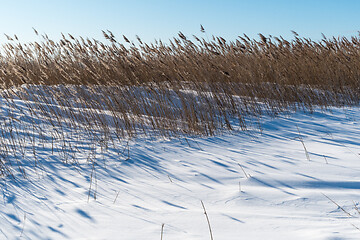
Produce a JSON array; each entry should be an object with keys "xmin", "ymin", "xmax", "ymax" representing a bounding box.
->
[{"xmin": 1, "ymin": 102, "xmax": 360, "ymax": 239}]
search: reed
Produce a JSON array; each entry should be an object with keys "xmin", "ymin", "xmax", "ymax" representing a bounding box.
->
[{"xmin": 0, "ymin": 29, "xmax": 360, "ymax": 178}]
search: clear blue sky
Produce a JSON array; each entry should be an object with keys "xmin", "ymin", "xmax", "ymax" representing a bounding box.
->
[{"xmin": 0, "ymin": 0, "xmax": 359, "ymax": 44}]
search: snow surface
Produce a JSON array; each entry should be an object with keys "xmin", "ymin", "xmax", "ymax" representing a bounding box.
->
[{"xmin": 1, "ymin": 103, "xmax": 360, "ymax": 239}]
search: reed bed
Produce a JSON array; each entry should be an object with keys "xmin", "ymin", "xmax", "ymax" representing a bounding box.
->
[{"xmin": 0, "ymin": 29, "xmax": 360, "ymax": 177}]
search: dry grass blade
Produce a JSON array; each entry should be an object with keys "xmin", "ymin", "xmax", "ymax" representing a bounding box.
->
[
  {"xmin": 297, "ymin": 125, "xmax": 310, "ymax": 161},
  {"xmin": 238, "ymin": 163, "xmax": 249, "ymax": 179},
  {"xmin": 160, "ymin": 223, "xmax": 164, "ymax": 240},
  {"xmin": 113, "ymin": 191, "xmax": 120, "ymax": 204},
  {"xmin": 201, "ymin": 200, "xmax": 214, "ymax": 240},
  {"xmin": 323, "ymin": 155, "xmax": 328, "ymax": 164},
  {"xmin": 322, "ymin": 193, "xmax": 353, "ymax": 218},
  {"xmin": 353, "ymin": 201, "xmax": 360, "ymax": 215},
  {"xmin": 351, "ymin": 223, "xmax": 360, "ymax": 231},
  {"xmin": 20, "ymin": 213, "xmax": 26, "ymax": 237}
]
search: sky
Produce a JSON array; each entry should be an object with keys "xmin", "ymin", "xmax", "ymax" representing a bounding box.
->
[{"xmin": 0, "ymin": 0, "xmax": 359, "ymax": 44}]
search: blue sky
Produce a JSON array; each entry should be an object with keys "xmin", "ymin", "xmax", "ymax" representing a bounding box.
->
[{"xmin": 0, "ymin": 0, "xmax": 359, "ymax": 43}]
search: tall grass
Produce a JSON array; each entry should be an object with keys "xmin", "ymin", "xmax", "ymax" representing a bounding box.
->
[{"xmin": 0, "ymin": 29, "xmax": 360, "ymax": 177}]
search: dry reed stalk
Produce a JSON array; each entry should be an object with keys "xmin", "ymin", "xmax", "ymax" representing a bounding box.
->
[
  {"xmin": 323, "ymin": 155, "xmax": 328, "ymax": 164},
  {"xmin": 351, "ymin": 223, "xmax": 360, "ymax": 231},
  {"xmin": 353, "ymin": 201, "xmax": 360, "ymax": 215},
  {"xmin": 113, "ymin": 191, "xmax": 120, "ymax": 204},
  {"xmin": 322, "ymin": 193, "xmax": 353, "ymax": 218},
  {"xmin": 201, "ymin": 200, "xmax": 214, "ymax": 240},
  {"xmin": 160, "ymin": 223, "xmax": 164, "ymax": 240},
  {"xmin": 297, "ymin": 125, "xmax": 310, "ymax": 161},
  {"xmin": 238, "ymin": 163, "xmax": 249, "ymax": 179}
]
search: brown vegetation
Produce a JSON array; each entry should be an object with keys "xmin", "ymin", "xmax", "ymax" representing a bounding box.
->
[
  {"xmin": 1, "ymin": 29, "xmax": 360, "ymax": 136},
  {"xmin": 0, "ymin": 29, "xmax": 360, "ymax": 177}
]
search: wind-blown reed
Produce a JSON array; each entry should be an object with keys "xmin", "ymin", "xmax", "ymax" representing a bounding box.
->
[
  {"xmin": 1, "ymin": 30, "xmax": 360, "ymax": 135},
  {"xmin": 0, "ymin": 29, "xmax": 360, "ymax": 177}
]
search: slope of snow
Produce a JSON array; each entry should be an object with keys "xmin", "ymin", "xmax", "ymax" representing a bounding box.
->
[{"xmin": 1, "ymin": 104, "xmax": 360, "ymax": 239}]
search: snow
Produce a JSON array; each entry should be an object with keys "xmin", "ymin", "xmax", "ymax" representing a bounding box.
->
[{"xmin": 1, "ymin": 98, "xmax": 360, "ymax": 239}]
